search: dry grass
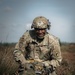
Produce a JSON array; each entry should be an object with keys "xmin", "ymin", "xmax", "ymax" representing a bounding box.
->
[
  {"xmin": 56, "ymin": 43, "xmax": 75, "ymax": 75},
  {"xmin": 0, "ymin": 43, "xmax": 75, "ymax": 75},
  {"xmin": 0, "ymin": 43, "xmax": 19, "ymax": 75}
]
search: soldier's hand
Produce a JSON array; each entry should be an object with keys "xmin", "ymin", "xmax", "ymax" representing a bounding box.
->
[
  {"xmin": 42, "ymin": 61, "xmax": 50, "ymax": 67},
  {"xmin": 25, "ymin": 59, "xmax": 43, "ymax": 64},
  {"xmin": 34, "ymin": 58, "xmax": 43, "ymax": 62}
]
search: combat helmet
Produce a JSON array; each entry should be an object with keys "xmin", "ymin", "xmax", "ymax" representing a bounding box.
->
[{"xmin": 31, "ymin": 16, "xmax": 51, "ymax": 30}]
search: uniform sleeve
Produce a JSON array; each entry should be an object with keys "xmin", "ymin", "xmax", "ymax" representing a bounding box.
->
[
  {"xmin": 50, "ymin": 39, "xmax": 62, "ymax": 67},
  {"xmin": 45, "ymin": 38, "xmax": 62, "ymax": 68},
  {"xmin": 13, "ymin": 32, "xmax": 29, "ymax": 64}
]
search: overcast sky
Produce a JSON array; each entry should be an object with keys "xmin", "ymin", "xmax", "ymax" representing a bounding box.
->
[{"xmin": 0, "ymin": 0, "xmax": 75, "ymax": 43}]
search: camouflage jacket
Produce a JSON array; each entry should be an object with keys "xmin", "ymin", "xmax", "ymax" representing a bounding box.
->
[{"xmin": 13, "ymin": 30, "xmax": 62, "ymax": 68}]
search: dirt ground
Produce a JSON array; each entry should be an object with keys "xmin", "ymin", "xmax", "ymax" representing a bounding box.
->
[{"xmin": 56, "ymin": 44, "xmax": 75, "ymax": 75}]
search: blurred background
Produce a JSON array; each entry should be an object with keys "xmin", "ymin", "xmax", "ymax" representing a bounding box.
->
[
  {"xmin": 0, "ymin": 0, "xmax": 75, "ymax": 43},
  {"xmin": 0, "ymin": 0, "xmax": 75, "ymax": 75}
]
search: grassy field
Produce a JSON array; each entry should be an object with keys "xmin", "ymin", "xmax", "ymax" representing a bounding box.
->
[
  {"xmin": 56, "ymin": 43, "xmax": 75, "ymax": 75},
  {"xmin": 0, "ymin": 43, "xmax": 75, "ymax": 75}
]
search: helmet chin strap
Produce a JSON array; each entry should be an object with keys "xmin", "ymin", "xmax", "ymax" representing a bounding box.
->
[
  {"xmin": 36, "ymin": 33, "xmax": 46, "ymax": 42},
  {"xmin": 36, "ymin": 36, "xmax": 44, "ymax": 42},
  {"xmin": 34, "ymin": 28, "xmax": 47, "ymax": 42},
  {"xmin": 37, "ymin": 36, "xmax": 44, "ymax": 39}
]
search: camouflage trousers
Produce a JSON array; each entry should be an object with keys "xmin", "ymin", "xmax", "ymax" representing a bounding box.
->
[
  {"xmin": 18, "ymin": 63, "xmax": 57, "ymax": 75},
  {"xmin": 18, "ymin": 69, "xmax": 57, "ymax": 75},
  {"xmin": 18, "ymin": 69, "xmax": 36, "ymax": 75}
]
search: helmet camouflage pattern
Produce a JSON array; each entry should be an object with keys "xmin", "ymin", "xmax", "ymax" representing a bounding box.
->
[{"xmin": 31, "ymin": 16, "xmax": 51, "ymax": 30}]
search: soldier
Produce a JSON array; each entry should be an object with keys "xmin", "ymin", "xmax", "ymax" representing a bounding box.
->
[{"xmin": 13, "ymin": 16, "xmax": 62, "ymax": 75}]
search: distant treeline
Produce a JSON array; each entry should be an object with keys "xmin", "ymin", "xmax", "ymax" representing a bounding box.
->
[
  {"xmin": 0, "ymin": 42, "xmax": 75, "ymax": 46},
  {"xmin": 0, "ymin": 42, "xmax": 16, "ymax": 46},
  {"xmin": 60, "ymin": 42, "xmax": 75, "ymax": 45}
]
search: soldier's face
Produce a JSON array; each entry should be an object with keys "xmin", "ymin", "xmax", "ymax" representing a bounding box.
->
[{"xmin": 34, "ymin": 28, "xmax": 46, "ymax": 39}]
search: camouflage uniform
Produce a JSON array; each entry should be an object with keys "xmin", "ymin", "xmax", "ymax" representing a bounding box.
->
[{"xmin": 13, "ymin": 16, "xmax": 62, "ymax": 75}]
